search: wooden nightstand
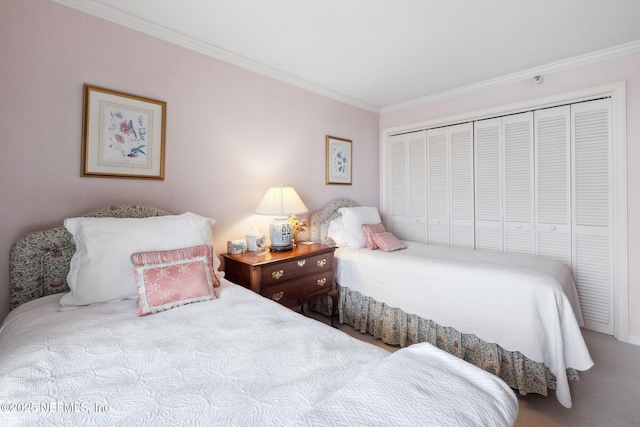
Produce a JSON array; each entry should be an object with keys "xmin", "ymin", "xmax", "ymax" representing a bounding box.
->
[{"xmin": 221, "ymin": 243, "xmax": 337, "ymax": 325}]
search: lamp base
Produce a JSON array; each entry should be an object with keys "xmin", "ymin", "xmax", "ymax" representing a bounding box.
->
[
  {"xmin": 268, "ymin": 217, "xmax": 293, "ymax": 251},
  {"xmin": 269, "ymin": 244, "xmax": 293, "ymax": 252}
]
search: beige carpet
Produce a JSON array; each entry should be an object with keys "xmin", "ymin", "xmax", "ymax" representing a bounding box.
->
[{"xmin": 307, "ymin": 309, "xmax": 640, "ymax": 427}]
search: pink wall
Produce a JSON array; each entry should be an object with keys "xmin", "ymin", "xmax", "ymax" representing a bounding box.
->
[
  {"xmin": 0, "ymin": 0, "xmax": 379, "ymax": 322},
  {"xmin": 381, "ymin": 52, "xmax": 640, "ymax": 341},
  {"xmin": 3, "ymin": 1, "xmax": 637, "ymax": 340}
]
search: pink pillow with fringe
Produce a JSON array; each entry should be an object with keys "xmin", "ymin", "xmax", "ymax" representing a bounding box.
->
[
  {"xmin": 362, "ymin": 223, "xmax": 386, "ymax": 249},
  {"xmin": 372, "ymin": 232, "xmax": 407, "ymax": 252},
  {"xmin": 132, "ymin": 245, "xmax": 218, "ymax": 316}
]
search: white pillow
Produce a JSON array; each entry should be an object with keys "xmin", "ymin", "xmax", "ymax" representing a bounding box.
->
[
  {"xmin": 338, "ymin": 206, "xmax": 382, "ymax": 248},
  {"xmin": 327, "ymin": 217, "xmax": 348, "ymax": 246},
  {"xmin": 61, "ymin": 212, "xmax": 218, "ymax": 307}
]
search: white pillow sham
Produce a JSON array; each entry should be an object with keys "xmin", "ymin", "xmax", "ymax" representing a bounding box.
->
[
  {"xmin": 338, "ymin": 206, "xmax": 382, "ymax": 248},
  {"xmin": 61, "ymin": 212, "xmax": 218, "ymax": 307},
  {"xmin": 327, "ymin": 217, "xmax": 349, "ymax": 246}
]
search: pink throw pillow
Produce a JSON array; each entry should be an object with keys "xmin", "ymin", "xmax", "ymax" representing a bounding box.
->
[
  {"xmin": 362, "ymin": 223, "xmax": 386, "ymax": 249},
  {"xmin": 372, "ymin": 232, "xmax": 407, "ymax": 252},
  {"xmin": 131, "ymin": 245, "xmax": 219, "ymax": 316}
]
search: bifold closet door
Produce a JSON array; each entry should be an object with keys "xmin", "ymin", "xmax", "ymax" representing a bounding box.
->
[
  {"xmin": 385, "ymin": 97, "xmax": 615, "ymax": 335},
  {"xmin": 534, "ymin": 106, "xmax": 571, "ymax": 265},
  {"xmin": 474, "ymin": 118, "xmax": 503, "ymax": 251},
  {"xmin": 426, "ymin": 123, "xmax": 474, "ymax": 247},
  {"xmin": 449, "ymin": 123, "xmax": 474, "ymax": 248},
  {"xmin": 571, "ymin": 99, "xmax": 612, "ymax": 334},
  {"xmin": 388, "ymin": 131, "xmax": 427, "ymax": 241},
  {"xmin": 427, "ymin": 127, "xmax": 449, "ymax": 245},
  {"xmin": 502, "ymin": 112, "xmax": 534, "ymax": 254},
  {"xmin": 475, "ymin": 113, "xmax": 534, "ymax": 253}
]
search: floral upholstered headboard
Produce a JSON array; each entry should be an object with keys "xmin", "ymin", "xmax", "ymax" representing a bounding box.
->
[
  {"xmin": 8, "ymin": 205, "xmax": 171, "ymax": 310},
  {"xmin": 310, "ymin": 199, "xmax": 359, "ymax": 245}
]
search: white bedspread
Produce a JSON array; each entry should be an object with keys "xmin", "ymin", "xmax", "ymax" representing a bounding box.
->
[
  {"xmin": 0, "ymin": 279, "xmax": 517, "ymax": 426},
  {"xmin": 335, "ymin": 243, "xmax": 594, "ymax": 408},
  {"xmin": 289, "ymin": 342, "xmax": 518, "ymax": 427}
]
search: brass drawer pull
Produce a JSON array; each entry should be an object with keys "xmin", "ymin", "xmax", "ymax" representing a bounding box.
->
[
  {"xmin": 297, "ymin": 260, "xmax": 306, "ymax": 267},
  {"xmin": 317, "ymin": 278, "xmax": 327, "ymax": 287},
  {"xmin": 317, "ymin": 259, "xmax": 327, "ymax": 268},
  {"xmin": 272, "ymin": 291, "xmax": 284, "ymax": 301},
  {"xmin": 272, "ymin": 270, "xmax": 284, "ymax": 280}
]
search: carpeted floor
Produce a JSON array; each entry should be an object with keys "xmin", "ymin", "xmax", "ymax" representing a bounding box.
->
[{"xmin": 307, "ymin": 308, "xmax": 640, "ymax": 427}]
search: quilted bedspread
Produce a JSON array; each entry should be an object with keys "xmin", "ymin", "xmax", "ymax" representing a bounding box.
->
[
  {"xmin": 334, "ymin": 242, "xmax": 594, "ymax": 408},
  {"xmin": 0, "ymin": 280, "xmax": 517, "ymax": 426}
]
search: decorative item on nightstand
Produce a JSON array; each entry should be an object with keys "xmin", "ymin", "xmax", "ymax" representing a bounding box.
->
[
  {"xmin": 255, "ymin": 182, "xmax": 308, "ymax": 252},
  {"xmin": 289, "ymin": 215, "xmax": 307, "ymax": 246},
  {"xmin": 246, "ymin": 227, "xmax": 267, "ymax": 252}
]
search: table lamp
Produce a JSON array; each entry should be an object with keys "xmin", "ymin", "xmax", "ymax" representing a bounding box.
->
[{"xmin": 255, "ymin": 182, "xmax": 308, "ymax": 251}]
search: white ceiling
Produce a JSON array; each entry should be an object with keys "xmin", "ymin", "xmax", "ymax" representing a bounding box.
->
[{"xmin": 53, "ymin": 0, "xmax": 640, "ymax": 113}]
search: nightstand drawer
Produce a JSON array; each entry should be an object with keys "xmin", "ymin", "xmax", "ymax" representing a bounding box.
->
[
  {"xmin": 221, "ymin": 243, "xmax": 337, "ymax": 326},
  {"xmin": 261, "ymin": 271, "xmax": 334, "ymax": 306},
  {"xmin": 260, "ymin": 252, "xmax": 333, "ymax": 286}
]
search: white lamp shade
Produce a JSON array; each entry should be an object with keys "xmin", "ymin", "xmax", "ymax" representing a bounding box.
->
[
  {"xmin": 255, "ymin": 184, "xmax": 308, "ymax": 250},
  {"xmin": 255, "ymin": 185, "xmax": 308, "ymax": 217}
]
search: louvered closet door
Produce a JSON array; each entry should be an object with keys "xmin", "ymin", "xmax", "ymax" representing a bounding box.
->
[
  {"xmin": 388, "ymin": 131, "xmax": 427, "ymax": 241},
  {"xmin": 388, "ymin": 135, "xmax": 409, "ymax": 239},
  {"xmin": 449, "ymin": 123, "xmax": 475, "ymax": 248},
  {"xmin": 474, "ymin": 118, "xmax": 503, "ymax": 251},
  {"xmin": 427, "ymin": 128, "xmax": 450, "ymax": 245},
  {"xmin": 571, "ymin": 99, "xmax": 612, "ymax": 334},
  {"xmin": 502, "ymin": 113, "xmax": 534, "ymax": 254},
  {"xmin": 408, "ymin": 133, "xmax": 428, "ymax": 240},
  {"xmin": 535, "ymin": 106, "xmax": 571, "ymax": 264}
]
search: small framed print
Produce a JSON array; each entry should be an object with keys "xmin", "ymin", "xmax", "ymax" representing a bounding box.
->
[
  {"xmin": 326, "ymin": 135, "xmax": 352, "ymax": 185},
  {"xmin": 82, "ymin": 84, "xmax": 166, "ymax": 179}
]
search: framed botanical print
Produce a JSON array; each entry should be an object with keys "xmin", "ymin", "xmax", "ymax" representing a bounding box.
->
[
  {"xmin": 82, "ymin": 84, "xmax": 166, "ymax": 179},
  {"xmin": 326, "ymin": 135, "xmax": 352, "ymax": 185}
]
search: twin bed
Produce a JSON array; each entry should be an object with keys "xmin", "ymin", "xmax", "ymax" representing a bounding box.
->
[
  {"xmin": 310, "ymin": 199, "xmax": 593, "ymax": 409},
  {"xmin": 1, "ymin": 205, "xmax": 518, "ymax": 426}
]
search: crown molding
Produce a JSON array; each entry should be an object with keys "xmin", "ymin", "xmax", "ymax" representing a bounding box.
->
[
  {"xmin": 51, "ymin": 1, "xmax": 640, "ymax": 116},
  {"xmin": 51, "ymin": 0, "xmax": 381, "ymax": 113},
  {"xmin": 380, "ymin": 40, "xmax": 640, "ymax": 114}
]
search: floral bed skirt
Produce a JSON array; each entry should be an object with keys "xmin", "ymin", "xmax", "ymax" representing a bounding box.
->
[{"xmin": 311, "ymin": 285, "xmax": 579, "ymax": 397}]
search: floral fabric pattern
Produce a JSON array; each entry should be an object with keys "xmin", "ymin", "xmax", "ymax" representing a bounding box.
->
[
  {"xmin": 310, "ymin": 199, "xmax": 359, "ymax": 246},
  {"xmin": 309, "ymin": 198, "xmax": 579, "ymax": 397},
  {"xmin": 9, "ymin": 205, "xmax": 171, "ymax": 310},
  {"xmin": 311, "ymin": 286, "xmax": 579, "ymax": 397}
]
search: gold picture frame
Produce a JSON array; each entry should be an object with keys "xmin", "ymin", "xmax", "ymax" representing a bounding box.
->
[
  {"xmin": 326, "ymin": 135, "xmax": 352, "ymax": 185},
  {"xmin": 82, "ymin": 84, "xmax": 166, "ymax": 179}
]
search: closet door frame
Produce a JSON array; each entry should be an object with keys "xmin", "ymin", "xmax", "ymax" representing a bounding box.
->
[{"xmin": 381, "ymin": 81, "xmax": 628, "ymax": 342}]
